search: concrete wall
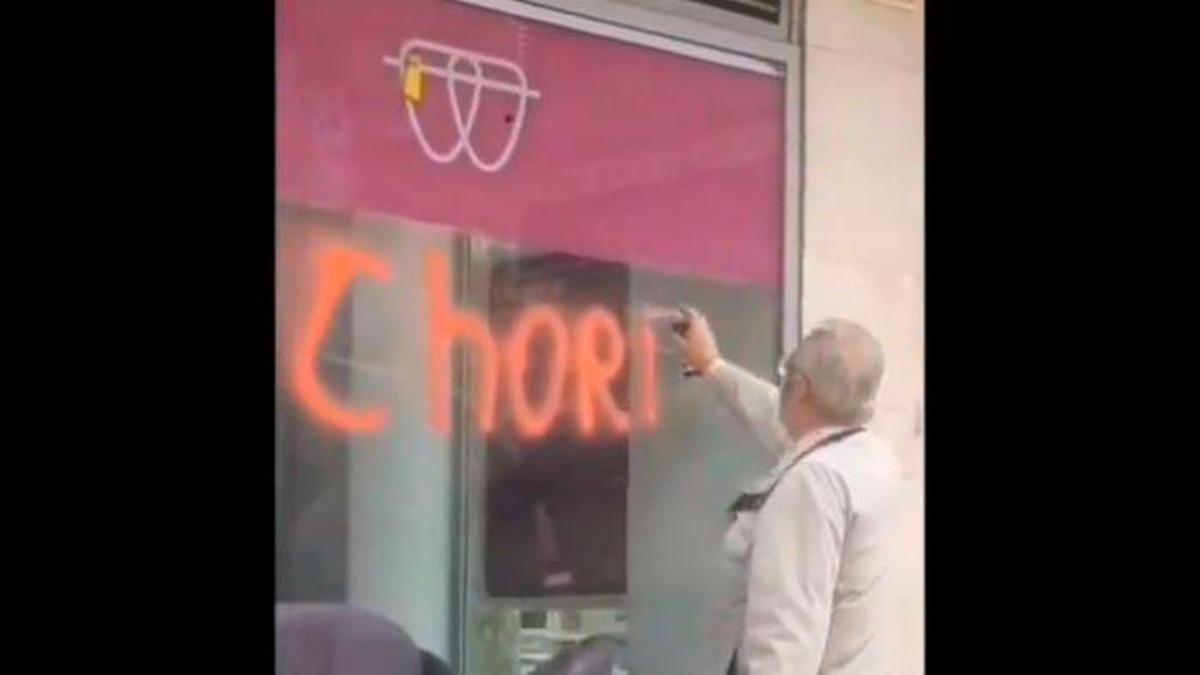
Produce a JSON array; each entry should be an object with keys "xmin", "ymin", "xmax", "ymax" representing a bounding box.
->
[{"xmin": 802, "ymin": 1, "xmax": 924, "ymax": 673}]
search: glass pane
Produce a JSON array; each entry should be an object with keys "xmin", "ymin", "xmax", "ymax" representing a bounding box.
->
[
  {"xmin": 482, "ymin": 250, "xmax": 632, "ymax": 599},
  {"xmin": 627, "ymin": 268, "xmax": 779, "ymax": 675},
  {"xmin": 276, "ymin": 204, "xmax": 458, "ymax": 659}
]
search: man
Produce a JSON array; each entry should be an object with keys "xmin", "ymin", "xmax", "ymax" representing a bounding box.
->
[{"xmin": 673, "ymin": 310, "xmax": 901, "ymax": 675}]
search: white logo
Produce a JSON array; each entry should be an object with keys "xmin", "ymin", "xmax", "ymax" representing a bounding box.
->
[{"xmin": 383, "ymin": 39, "xmax": 541, "ymax": 173}]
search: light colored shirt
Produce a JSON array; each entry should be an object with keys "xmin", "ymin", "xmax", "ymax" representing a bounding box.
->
[{"xmin": 706, "ymin": 359, "xmax": 901, "ymax": 675}]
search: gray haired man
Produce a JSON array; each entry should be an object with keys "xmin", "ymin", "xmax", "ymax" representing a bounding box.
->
[{"xmin": 674, "ymin": 311, "xmax": 901, "ymax": 675}]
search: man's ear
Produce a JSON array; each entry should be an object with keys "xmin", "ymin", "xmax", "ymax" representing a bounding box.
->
[{"xmin": 791, "ymin": 374, "xmax": 810, "ymax": 402}]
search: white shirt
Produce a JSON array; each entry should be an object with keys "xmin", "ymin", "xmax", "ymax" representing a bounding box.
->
[{"xmin": 706, "ymin": 360, "xmax": 902, "ymax": 675}]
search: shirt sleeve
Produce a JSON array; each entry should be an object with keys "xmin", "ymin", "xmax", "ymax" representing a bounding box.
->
[
  {"xmin": 705, "ymin": 359, "xmax": 793, "ymax": 460},
  {"xmin": 739, "ymin": 462, "xmax": 848, "ymax": 675}
]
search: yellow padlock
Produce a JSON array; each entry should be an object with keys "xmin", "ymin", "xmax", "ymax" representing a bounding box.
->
[{"xmin": 403, "ymin": 55, "xmax": 424, "ymax": 104}]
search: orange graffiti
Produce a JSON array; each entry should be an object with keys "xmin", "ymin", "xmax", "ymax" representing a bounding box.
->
[
  {"xmin": 573, "ymin": 307, "xmax": 632, "ymax": 435},
  {"xmin": 506, "ymin": 305, "xmax": 571, "ymax": 438},
  {"xmin": 291, "ymin": 242, "xmax": 661, "ymax": 439},
  {"xmin": 639, "ymin": 323, "xmax": 659, "ymax": 427},
  {"xmin": 293, "ymin": 244, "xmax": 394, "ymax": 433}
]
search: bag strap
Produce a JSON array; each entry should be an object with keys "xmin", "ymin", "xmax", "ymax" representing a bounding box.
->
[{"xmin": 727, "ymin": 426, "xmax": 864, "ymax": 518}]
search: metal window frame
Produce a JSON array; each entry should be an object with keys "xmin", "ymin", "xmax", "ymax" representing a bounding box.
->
[
  {"xmin": 510, "ymin": 0, "xmax": 793, "ymax": 41},
  {"xmin": 448, "ymin": 1, "xmax": 804, "ymax": 670}
]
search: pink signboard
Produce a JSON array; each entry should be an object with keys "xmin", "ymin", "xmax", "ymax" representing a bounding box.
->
[{"xmin": 278, "ymin": 0, "xmax": 785, "ymax": 288}]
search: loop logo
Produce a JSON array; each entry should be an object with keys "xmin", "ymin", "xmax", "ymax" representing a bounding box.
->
[{"xmin": 383, "ymin": 39, "xmax": 541, "ymax": 173}]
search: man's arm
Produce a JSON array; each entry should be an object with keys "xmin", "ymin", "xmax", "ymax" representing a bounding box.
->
[
  {"xmin": 705, "ymin": 359, "xmax": 792, "ymax": 459},
  {"xmin": 672, "ymin": 307, "xmax": 791, "ymax": 458},
  {"xmin": 739, "ymin": 463, "xmax": 847, "ymax": 675}
]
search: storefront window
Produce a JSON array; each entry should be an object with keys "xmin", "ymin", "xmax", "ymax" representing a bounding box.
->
[{"xmin": 277, "ymin": 0, "xmax": 794, "ymax": 672}]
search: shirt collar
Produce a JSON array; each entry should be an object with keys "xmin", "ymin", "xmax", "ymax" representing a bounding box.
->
[{"xmin": 780, "ymin": 424, "xmax": 853, "ymax": 466}]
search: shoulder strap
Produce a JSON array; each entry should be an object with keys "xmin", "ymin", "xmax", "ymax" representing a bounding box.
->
[{"xmin": 727, "ymin": 427, "xmax": 864, "ymax": 518}]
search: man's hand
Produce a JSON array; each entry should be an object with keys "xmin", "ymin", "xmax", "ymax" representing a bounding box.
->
[{"xmin": 672, "ymin": 306, "xmax": 721, "ymax": 375}]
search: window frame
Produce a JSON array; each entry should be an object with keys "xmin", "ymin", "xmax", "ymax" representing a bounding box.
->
[{"xmin": 470, "ymin": 0, "xmax": 796, "ymax": 42}]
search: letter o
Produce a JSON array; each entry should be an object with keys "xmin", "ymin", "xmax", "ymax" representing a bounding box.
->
[{"xmin": 506, "ymin": 305, "xmax": 570, "ymax": 438}]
